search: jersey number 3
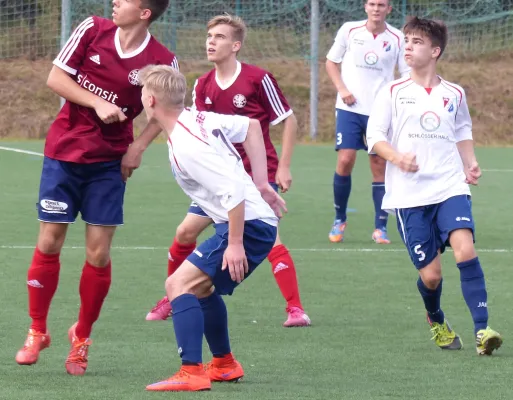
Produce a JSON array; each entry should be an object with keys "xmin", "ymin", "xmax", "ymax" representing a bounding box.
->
[{"xmin": 212, "ymin": 129, "xmax": 241, "ymax": 162}]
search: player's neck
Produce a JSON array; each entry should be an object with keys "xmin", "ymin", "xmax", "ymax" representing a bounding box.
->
[
  {"xmin": 410, "ymin": 65, "xmax": 440, "ymax": 89},
  {"xmin": 366, "ymin": 20, "xmax": 386, "ymax": 35},
  {"xmin": 214, "ymin": 58, "xmax": 238, "ymax": 85},
  {"xmin": 118, "ymin": 23, "xmax": 149, "ymax": 54},
  {"xmin": 158, "ymin": 109, "xmax": 182, "ymax": 135}
]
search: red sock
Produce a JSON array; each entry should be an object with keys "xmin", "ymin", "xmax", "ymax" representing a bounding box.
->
[
  {"xmin": 168, "ymin": 238, "xmax": 197, "ymax": 276},
  {"xmin": 75, "ymin": 261, "xmax": 112, "ymax": 339},
  {"xmin": 28, "ymin": 247, "xmax": 61, "ymax": 333},
  {"xmin": 268, "ymin": 245, "xmax": 303, "ymax": 310}
]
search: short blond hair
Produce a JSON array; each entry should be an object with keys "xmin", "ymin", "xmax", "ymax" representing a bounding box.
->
[
  {"xmin": 138, "ymin": 64, "xmax": 186, "ymax": 107},
  {"xmin": 207, "ymin": 13, "xmax": 247, "ymax": 44}
]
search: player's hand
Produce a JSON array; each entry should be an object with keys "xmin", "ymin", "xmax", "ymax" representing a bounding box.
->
[
  {"xmin": 121, "ymin": 144, "xmax": 143, "ymax": 181},
  {"xmin": 276, "ymin": 165, "xmax": 292, "ymax": 193},
  {"xmin": 258, "ymin": 183, "xmax": 288, "ymax": 218},
  {"xmin": 340, "ymin": 90, "xmax": 356, "ymax": 106},
  {"xmin": 222, "ymin": 243, "xmax": 248, "ymax": 283},
  {"xmin": 94, "ymin": 99, "xmax": 127, "ymax": 124},
  {"xmin": 465, "ymin": 161, "xmax": 481, "ymax": 185},
  {"xmin": 394, "ymin": 152, "xmax": 419, "ymax": 173}
]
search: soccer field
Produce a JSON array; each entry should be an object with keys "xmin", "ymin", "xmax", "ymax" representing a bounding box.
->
[{"xmin": 1, "ymin": 142, "xmax": 512, "ymax": 400}]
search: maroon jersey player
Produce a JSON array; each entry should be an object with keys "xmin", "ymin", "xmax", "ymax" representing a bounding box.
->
[
  {"xmin": 146, "ymin": 14, "xmax": 311, "ymax": 328},
  {"xmin": 15, "ymin": 0, "xmax": 177, "ymax": 376}
]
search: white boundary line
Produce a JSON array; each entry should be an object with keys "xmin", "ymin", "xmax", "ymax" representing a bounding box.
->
[
  {"xmin": 0, "ymin": 245, "xmax": 511, "ymax": 253},
  {"xmin": 1, "ymin": 146, "xmax": 513, "ymax": 172},
  {"xmin": 0, "ymin": 146, "xmax": 43, "ymax": 157}
]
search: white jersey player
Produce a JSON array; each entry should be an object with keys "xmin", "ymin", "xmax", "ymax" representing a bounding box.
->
[
  {"xmin": 367, "ymin": 17, "xmax": 502, "ymax": 356},
  {"xmin": 326, "ymin": 0, "xmax": 410, "ymax": 245},
  {"xmin": 138, "ymin": 64, "xmax": 287, "ymax": 392}
]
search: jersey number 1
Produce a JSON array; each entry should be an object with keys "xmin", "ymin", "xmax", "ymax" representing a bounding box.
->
[{"xmin": 212, "ymin": 129, "xmax": 241, "ymax": 162}]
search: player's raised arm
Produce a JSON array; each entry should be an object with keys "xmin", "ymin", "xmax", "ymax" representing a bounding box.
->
[
  {"xmin": 326, "ymin": 24, "xmax": 355, "ymax": 105},
  {"xmin": 48, "ymin": 17, "xmax": 126, "ymax": 123}
]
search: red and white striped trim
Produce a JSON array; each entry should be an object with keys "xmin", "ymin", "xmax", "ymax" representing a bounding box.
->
[
  {"xmin": 170, "ymin": 56, "xmax": 179, "ymax": 71},
  {"xmin": 262, "ymin": 74, "xmax": 288, "ymax": 121},
  {"xmin": 54, "ymin": 17, "xmax": 94, "ymax": 75}
]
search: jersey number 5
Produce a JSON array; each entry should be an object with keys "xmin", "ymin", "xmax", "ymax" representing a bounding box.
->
[
  {"xmin": 212, "ymin": 129, "xmax": 241, "ymax": 162},
  {"xmin": 414, "ymin": 244, "xmax": 426, "ymax": 262}
]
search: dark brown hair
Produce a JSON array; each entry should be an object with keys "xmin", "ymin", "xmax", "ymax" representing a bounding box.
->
[
  {"xmin": 141, "ymin": 0, "xmax": 169, "ymax": 23},
  {"xmin": 403, "ymin": 17, "xmax": 448, "ymax": 59}
]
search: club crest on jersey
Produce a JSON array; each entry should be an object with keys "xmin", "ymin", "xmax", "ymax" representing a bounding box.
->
[
  {"xmin": 364, "ymin": 51, "xmax": 379, "ymax": 65},
  {"xmin": 128, "ymin": 69, "xmax": 140, "ymax": 86},
  {"xmin": 443, "ymin": 97, "xmax": 454, "ymax": 113},
  {"xmin": 233, "ymin": 94, "xmax": 247, "ymax": 108},
  {"xmin": 383, "ymin": 41, "xmax": 391, "ymax": 52},
  {"xmin": 420, "ymin": 111, "xmax": 441, "ymax": 132}
]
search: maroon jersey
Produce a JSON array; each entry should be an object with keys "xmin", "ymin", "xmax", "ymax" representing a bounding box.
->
[
  {"xmin": 192, "ymin": 62, "xmax": 293, "ymax": 182},
  {"xmin": 46, "ymin": 16, "xmax": 179, "ymax": 163}
]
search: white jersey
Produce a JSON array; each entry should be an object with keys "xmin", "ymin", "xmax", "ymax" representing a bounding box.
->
[
  {"xmin": 326, "ymin": 20, "xmax": 410, "ymax": 116},
  {"xmin": 166, "ymin": 109, "xmax": 279, "ymax": 227},
  {"xmin": 366, "ymin": 76, "xmax": 473, "ymax": 210}
]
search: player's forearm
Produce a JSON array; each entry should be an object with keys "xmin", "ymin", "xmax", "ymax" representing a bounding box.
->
[
  {"xmin": 371, "ymin": 141, "xmax": 401, "ymax": 164},
  {"xmin": 130, "ymin": 119, "xmax": 162, "ymax": 152},
  {"xmin": 47, "ymin": 66, "xmax": 98, "ymax": 109},
  {"xmin": 325, "ymin": 60, "xmax": 349, "ymax": 93},
  {"xmin": 278, "ymin": 114, "xmax": 297, "ymax": 168},
  {"xmin": 456, "ymin": 140, "xmax": 477, "ymax": 167},
  {"xmin": 227, "ymin": 201, "xmax": 245, "ymax": 245},
  {"xmin": 242, "ymin": 119, "xmax": 269, "ymax": 189}
]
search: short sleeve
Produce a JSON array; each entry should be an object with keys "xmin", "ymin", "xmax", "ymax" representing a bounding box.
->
[
  {"xmin": 326, "ymin": 24, "xmax": 348, "ymax": 64},
  {"xmin": 257, "ymin": 73, "xmax": 293, "ymax": 126},
  {"xmin": 53, "ymin": 16, "xmax": 98, "ymax": 75}
]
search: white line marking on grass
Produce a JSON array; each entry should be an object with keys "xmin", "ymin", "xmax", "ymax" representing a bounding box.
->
[
  {"xmin": 0, "ymin": 146, "xmax": 44, "ymax": 157},
  {"xmin": 0, "ymin": 245, "xmax": 511, "ymax": 253},
  {"xmin": 482, "ymin": 169, "xmax": 513, "ymax": 172}
]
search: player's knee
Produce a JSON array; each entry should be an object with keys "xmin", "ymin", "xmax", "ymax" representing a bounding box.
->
[
  {"xmin": 452, "ymin": 241, "xmax": 477, "ymax": 263},
  {"xmin": 37, "ymin": 224, "xmax": 66, "ymax": 254},
  {"xmin": 175, "ymin": 223, "xmax": 199, "ymax": 244},
  {"xmin": 336, "ymin": 151, "xmax": 356, "ymax": 175},
  {"xmin": 369, "ymin": 155, "xmax": 386, "ymax": 181},
  {"xmin": 85, "ymin": 245, "xmax": 111, "ymax": 267},
  {"xmin": 420, "ymin": 269, "xmax": 442, "ymax": 289},
  {"xmin": 165, "ymin": 273, "xmax": 211, "ymax": 301}
]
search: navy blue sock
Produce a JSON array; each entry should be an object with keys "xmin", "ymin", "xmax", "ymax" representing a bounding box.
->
[
  {"xmin": 372, "ymin": 182, "xmax": 388, "ymax": 229},
  {"xmin": 417, "ymin": 277, "xmax": 445, "ymax": 324},
  {"xmin": 333, "ymin": 173, "xmax": 351, "ymax": 222},
  {"xmin": 199, "ymin": 291, "xmax": 231, "ymax": 357},
  {"xmin": 171, "ymin": 294, "xmax": 204, "ymax": 364},
  {"xmin": 457, "ymin": 257, "xmax": 488, "ymax": 334}
]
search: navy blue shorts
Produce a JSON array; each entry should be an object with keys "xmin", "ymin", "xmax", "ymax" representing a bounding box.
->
[
  {"xmin": 37, "ymin": 156, "xmax": 126, "ymax": 225},
  {"xmin": 396, "ymin": 195, "xmax": 475, "ymax": 269},
  {"xmin": 187, "ymin": 182, "xmax": 279, "ymax": 218},
  {"xmin": 335, "ymin": 109, "xmax": 371, "ymax": 152},
  {"xmin": 186, "ymin": 219, "xmax": 277, "ymax": 295}
]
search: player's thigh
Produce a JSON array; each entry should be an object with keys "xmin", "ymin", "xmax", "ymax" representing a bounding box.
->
[
  {"xmin": 186, "ymin": 221, "xmax": 276, "ymax": 296},
  {"xmin": 166, "ymin": 259, "xmax": 213, "ymax": 301},
  {"xmin": 436, "ymin": 195, "xmax": 476, "ymax": 262},
  {"xmin": 81, "ymin": 160, "xmax": 126, "ymax": 226},
  {"xmin": 177, "ymin": 205, "xmax": 213, "ymax": 243},
  {"xmin": 38, "ymin": 156, "xmax": 81, "ymax": 224},
  {"xmin": 334, "ymin": 109, "xmax": 367, "ymax": 152},
  {"xmin": 85, "ymin": 224, "xmax": 117, "ymax": 267},
  {"xmin": 396, "ymin": 206, "xmax": 440, "ymax": 270}
]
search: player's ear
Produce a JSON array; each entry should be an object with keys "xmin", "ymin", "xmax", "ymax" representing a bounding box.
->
[
  {"xmin": 140, "ymin": 7, "xmax": 152, "ymax": 22},
  {"xmin": 232, "ymin": 41, "xmax": 242, "ymax": 53},
  {"xmin": 149, "ymin": 94, "xmax": 156, "ymax": 107},
  {"xmin": 432, "ymin": 46, "xmax": 441, "ymax": 60}
]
